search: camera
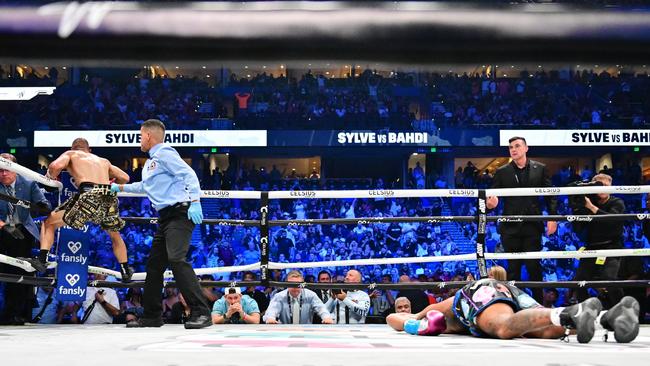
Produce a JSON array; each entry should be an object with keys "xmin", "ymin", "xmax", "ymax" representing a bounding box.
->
[{"xmin": 567, "ymin": 180, "xmax": 603, "ymax": 211}]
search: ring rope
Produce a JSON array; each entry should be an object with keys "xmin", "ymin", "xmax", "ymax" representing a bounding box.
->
[
  {"xmin": 3, "ymin": 274, "xmax": 647, "ymax": 291},
  {"xmin": 4, "ymin": 247, "xmax": 644, "ymax": 281},
  {"xmin": 113, "ymin": 185, "xmax": 650, "ymax": 200},
  {"xmin": 122, "ymin": 216, "xmax": 259, "ymax": 226},
  {"xmin": 0, "ymin": 157, "xmax": 62, "ymax": 191},
  {"xmin": 269, "ymin": 213, "xmax": 650, "ymax": 227},
  {"xmin": 0, "ymin": 159, "xmax": 648, "ymax": 283}
]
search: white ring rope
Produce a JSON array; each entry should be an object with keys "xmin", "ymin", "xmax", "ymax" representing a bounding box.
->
[
  {"xmin": 268, "ymin": 189, "xmax": 477, "ymax": 199},
  {"xmin": 267, "ymin": 248, "xmax": 650, "ymax": 270},
  {"xmin": 2, "ymin": 184, "xmax": 649, "ymax": 279},
  {"xmin": 86, "ymin": 263, "xmax": 261, "ymax": 281},
  {"xmin": 267, "ymin": 254, "xmax": 477, "ymax": 270},
  {"xmin": 0, "ymin": 156, "xmax": 63, "ymax": 191},
  {"xmin": 110, "ymin": 186, "xmax": 650, "ymax": 200},
  {"xmin": 118, "ymin": 190, "xmax": 261, "ymax": 199},
  {"xmin": 487, "ymin": 185, "xmax": 649, "ymax": 197},
  {"xmin": 2, "ymin": 249, "xmax": 649, "ymax": 279}
]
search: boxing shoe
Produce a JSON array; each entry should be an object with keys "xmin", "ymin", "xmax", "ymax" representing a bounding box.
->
[
  {"xmin": 600, "ymin": 296, "xmax": 640, "ymax": 343},
  {"xmin": 559, "ymin": 297, "xmax": 602, "ymax": 343},
  {"xmin": 19, "ymin": 257, "xmax": 48, "ymax": 273},
  {"xmin": 119, "ymin": 264, "xmax": 135, "ymax": 283},
  {"xmin": 404, "ymin": 310, "xmax": 446, "ymax": 336}
]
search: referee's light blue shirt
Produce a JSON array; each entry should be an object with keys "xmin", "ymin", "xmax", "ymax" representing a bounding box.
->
[{"xmin": 122, "ymin": 143, "xmax": 201, "ymax": 211}]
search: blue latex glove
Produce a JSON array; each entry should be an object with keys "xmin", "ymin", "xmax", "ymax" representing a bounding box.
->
[
  {"xmin": 110, "ymin": 183, "xmax": 121, "ymax": 194},
  {"xmin": 188, "ymin": 201, "xmax": 203, "ymax": 224}
]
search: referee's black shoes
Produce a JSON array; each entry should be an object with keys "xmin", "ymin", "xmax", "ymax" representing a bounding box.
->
[{"xmin": 184, "ymin": 314, "xmax": 212, "ymax": 329}]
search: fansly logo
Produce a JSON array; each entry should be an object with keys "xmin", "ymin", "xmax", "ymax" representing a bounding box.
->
[
  {"xmin": 566, "ymin": 216, "xmax": 593, "ymax": 222},
  {"xmin": 368, "ymin": 190, "xmax": 395, "ymax": 197},
  {"xmin": 497, "ymin": 217, "xmax": 523, "ymax": 223},
  {"xmin": 60, "ymin": 241, "xmax": 88, "ymax": 265},
  {"xmin": 65, "ymin": 273, "xmax": 80, "ymax": 286},
  {"xmin": 58, "ymin": 273, "xmax": 86, "ymax": 297},
  {"xmin": 289, "ymin": 191, "xmax": 316, "ymax": 198},
  {"xmin": 58, "ymin": 285, "xmax": 86, "ymax": 297}
]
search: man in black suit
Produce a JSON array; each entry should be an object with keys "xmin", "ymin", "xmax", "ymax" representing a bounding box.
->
[
  {"xmin": 0, "ymin": 153, "xmax": 51, "ymax": 325},
  {"xmin": 487, "ymin": 136, "xmax": 557, "ymax": 303}
]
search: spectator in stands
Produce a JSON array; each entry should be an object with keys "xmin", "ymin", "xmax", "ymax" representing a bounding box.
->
[
  {"xmin": 396, "ymin": 275, "xmax": 429, "ymax": 314},
  {"xmin": 211, "ymin": 287, "xmax": 260, "ymax": 324},
  {"xmin": 242, "ymin": 271, "xmax": 269, "ymax": 313},
  {"xmin": 395, "ymin": 297, "xmax": 412, "ymax": 314},
  {"xmin": 264, "ymin": 270, "xmax": 333, "ymax": 324},
  {"xmin": 81, "ymin": 274, "xmax": 120, "ymax": 324},
  {"xmin": 325, "ymin": 269, "xmax": 370, "ymax": 324}
]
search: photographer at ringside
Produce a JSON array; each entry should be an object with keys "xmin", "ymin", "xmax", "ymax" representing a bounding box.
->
[{"xmin": 569, "ymin": 173, "xmax": 625, "ymax": 308}]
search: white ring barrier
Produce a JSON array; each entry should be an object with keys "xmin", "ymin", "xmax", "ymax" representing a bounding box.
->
[
  {"xmin": 487, "ymin": 185, "xmax": 650, "ymax": 197},
  {"xmin": 269, "ymin": 189, "xmax": 477, "ymax": 199},
  {"xmin": 268, "ymin": 254, "xmax": 477, "ymax": 270},
  {"xmin": 267, "ymin": 248, "xmax": 650, "ymax": 271},
  {"xmin": 0, "ymin": 157, "xmax": 63, "ymax": 191},
  {"xmin": 118, "ymin": 190, "xmax": 261, "ymax": 199},
  {"xmin": 2, "ymin": 183, "xmax": 649, "ymax": 280}
]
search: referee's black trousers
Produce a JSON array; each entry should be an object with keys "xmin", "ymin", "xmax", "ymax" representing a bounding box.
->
[{"xmin": 142, "ymin": 203, "xmax": 209, "ymax": 319}]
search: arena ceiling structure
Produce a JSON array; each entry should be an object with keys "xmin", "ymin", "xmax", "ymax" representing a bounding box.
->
[{"xmin": 1, "ymin": 1, "xmax": 650, "ymax": 66}]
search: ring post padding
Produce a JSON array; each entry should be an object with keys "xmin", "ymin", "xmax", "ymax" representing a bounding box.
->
[
  {"xmin": 476, "ymin": 190, "xmax": 488, "ymax": 279},
  {"xmin": 259, "ymin": 191, "xmax": 270, "ymax": 286}
]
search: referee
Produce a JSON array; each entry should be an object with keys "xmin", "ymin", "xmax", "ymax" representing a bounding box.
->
[{"xmin": 112, "ymin": 119, "xmax": 211, "ymax": 329}]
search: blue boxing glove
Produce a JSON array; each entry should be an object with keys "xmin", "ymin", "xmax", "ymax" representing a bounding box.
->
[
  {"xmin": 188, "ymin": 201, "xmax": 203, "ymax": 224},
  {"xmin": 110, "ymin": 183, "xmax": 121, "ymax": 194}
]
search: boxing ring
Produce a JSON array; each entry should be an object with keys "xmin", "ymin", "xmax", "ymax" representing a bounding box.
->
[
  {"xmin": 2, "ymin": 156, "xmax": 650, "ymax": 366},
  {"xmin": 2, "ymin": 2, "xmax": 650, "ymax": 365},
  {"xmin": 0, "ymin": 324, "xmax": 649, "ymax": 366}
]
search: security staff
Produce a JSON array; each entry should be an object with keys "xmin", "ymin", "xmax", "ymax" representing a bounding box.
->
[
  {"xmin": 113, "ymin": 119, "xmax": 210, "ymax": 329},
  {"xmin": 487, "ymin": 136, "xmax": 557, "ymax": 303}
]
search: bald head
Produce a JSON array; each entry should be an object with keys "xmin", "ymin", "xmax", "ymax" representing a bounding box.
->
[
  {"xmin": 345, "ymin": 269, "xmax": 362, "ymax": 283},
  {"xmin": 399, "ymin": 275, "xmax": 411, "ymax": 283}
]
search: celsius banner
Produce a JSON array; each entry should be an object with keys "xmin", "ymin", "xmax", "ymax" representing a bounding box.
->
[{"xmin": 500, "ymin": 130, "xmax": 650, "ymax": 146}]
